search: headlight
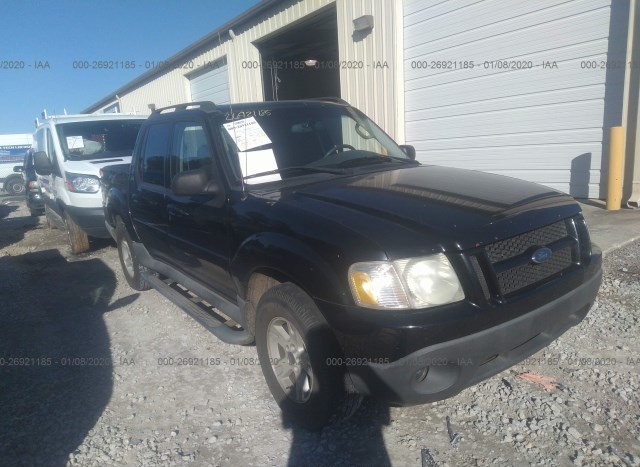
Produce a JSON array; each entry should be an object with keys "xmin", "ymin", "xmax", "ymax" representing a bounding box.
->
[
  {"xmin": 348, "ymin": 253, "xmax": 465, "ymax": 310},
  {"xmin": 65, "ymin": 173, "xmax": 100, "ymax": 193}
]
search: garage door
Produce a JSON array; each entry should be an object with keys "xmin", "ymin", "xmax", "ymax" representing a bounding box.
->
[
  {"xmin": 189, "ymin": 57, "xmax": 230, "ymax": 105},
  {"xmin": 403, "ymin": 0, "xmax": 626, "ymax": 198}
]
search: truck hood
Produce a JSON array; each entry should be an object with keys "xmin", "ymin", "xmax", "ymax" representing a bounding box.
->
[
  {"xmin": 290, "ymin": 165, "xmax": 581, "ymax": 253},
  {"xmin": 63, "ymin": 155, "xmax": 132, "ymax": 177}
]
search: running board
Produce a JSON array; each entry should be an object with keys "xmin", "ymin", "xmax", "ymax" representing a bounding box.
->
[{"xmin": 142, "ymin": 272, "xmax": 253, "ymax": 345}]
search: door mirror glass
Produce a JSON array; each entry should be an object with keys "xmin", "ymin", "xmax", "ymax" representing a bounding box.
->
[
  {"xmin": 399, "ymin": 144, "xmax": 416, "ymax": 160},
  {"xmin": 171, "ymin": 167, "xmax": 220, "ymax": 197},
  {"xmin": 33, "ymin": 151, "xmax": 53, "ymax": 175}
]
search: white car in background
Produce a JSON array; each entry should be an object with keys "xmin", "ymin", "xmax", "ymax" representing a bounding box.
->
[
  {"xmin": 0, "ymin": 161, "xmax": 26, "ymax": 195},
  {"xmin": 32, "ymin": 113, "xmax": 146, "ymax": 253}
]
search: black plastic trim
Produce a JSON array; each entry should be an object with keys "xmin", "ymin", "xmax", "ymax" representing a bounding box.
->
[{"xmin": 132, "ymin": 240, "xmax": 252, "ymax": 345}]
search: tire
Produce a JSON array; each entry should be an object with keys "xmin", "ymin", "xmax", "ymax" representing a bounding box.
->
[
  {"xmin": 5, "ymin": 176, "xmax": 25, "ymax": 196},
  {"xmin": 30, "ymin": 208, "xmax": 44, "ymax": 217},
  {"xmin": 45, "ymin": 205, "xmax": 56, "ymax": 229},
  {"xmin": 255, "ymin": 283, "xmax": 362, "ymax": 431},
  {"xmin": 115, "ymin": 218, "xmax": 150, "ymax": 291},
  {"xmin": 64, "ymin": 210, "xmax": 90, "ymax": 254}
]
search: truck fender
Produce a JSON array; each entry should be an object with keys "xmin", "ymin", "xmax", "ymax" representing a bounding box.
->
[
  {"xmin": 105, "ymin": 188, "xmax": 138, "ymax": 241},
  {"xmin": 231, "ymin": 232, "xmax": 351, "ymax": 307}
]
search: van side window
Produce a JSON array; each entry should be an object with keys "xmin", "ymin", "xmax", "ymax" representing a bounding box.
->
[
  {"xmin": 170, "ymin": 122, "xmax": 213, "ymax": 182},
  {"xmin": 141, "ymin": 123, "xmax": 172, "ymax": 186}
]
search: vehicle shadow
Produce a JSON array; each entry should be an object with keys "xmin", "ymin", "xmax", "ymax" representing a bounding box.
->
[
  {"xmin": 0, "ymin": 249, "xmax": 137, "ymax": 465},
  {"xmin": 0, "ymin": 204, "xmax": 40, "ymax": 250},
  {"xmin": 280, "ymin": 325, "xmax": 395, "ymax": 466},
  {"xmin": 285, "ymin": 398, "xmax": 392, "ymax": 466}
]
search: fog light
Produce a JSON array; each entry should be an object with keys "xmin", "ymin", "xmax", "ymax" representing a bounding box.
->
[{"xmin": 414, "ymin": 367, "xmax": 429, "ymax": 383}]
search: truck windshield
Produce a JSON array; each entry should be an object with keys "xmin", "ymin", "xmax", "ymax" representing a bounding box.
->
[
  {"xmin": 219, "ymin": 106, "xmax": 412, "ymax": 184},
  {"xmin": 56, "ymin": 120, "xmax": 142, "ymax": 161}
]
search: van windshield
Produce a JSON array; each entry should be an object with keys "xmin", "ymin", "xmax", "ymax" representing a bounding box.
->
[{"xmin": 56, "ymin": 120, "xmax": 142, "ymax": 161}]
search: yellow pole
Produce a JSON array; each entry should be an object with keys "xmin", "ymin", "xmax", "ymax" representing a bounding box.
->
[{"xmin": 607, "ymin": 126, "xmax": 625, "ymax": 210}]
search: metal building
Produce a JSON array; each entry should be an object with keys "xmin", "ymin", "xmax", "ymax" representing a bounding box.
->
[{"xmin": 84, "ymin": 0, "xmax": 640, "ymax": 203}]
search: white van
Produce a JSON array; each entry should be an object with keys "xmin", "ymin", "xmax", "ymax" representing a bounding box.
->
[{"xmin": 32, "ymin": 114, "xmax": 146, "ymax": 253}]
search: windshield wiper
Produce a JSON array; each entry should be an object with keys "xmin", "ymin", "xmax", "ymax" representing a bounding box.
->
[
  {"xmin": 333, "ymin": 155, "xmax": 415, "ymax": 168},
  {"xmin": 243, "ymin": 166, "xmax": 345, "ymax": 181}
]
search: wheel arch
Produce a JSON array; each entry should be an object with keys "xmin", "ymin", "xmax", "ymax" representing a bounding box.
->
[
  {"xmin": 232, "ymin": 233, "xmax": 351, "ymax": 336},
  {"xmin": 106, "ymin": 189, "xmax": 138, "ymax": 242}
]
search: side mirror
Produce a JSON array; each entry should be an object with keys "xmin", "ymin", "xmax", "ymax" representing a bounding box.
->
[
  {"xmin": 171, "ymin": 167, "xmax": 221, "ymax": 197},
  {"xmin": 33, "ymin": 151, "xmax": 53, "ymax": 175},
  {"xmin": 13, "ymin": 165, "xmax": 24, "ymax": 173},
  {"xmin": 399, "ymin": 145, "xmax": 416, "ymax": 160}
]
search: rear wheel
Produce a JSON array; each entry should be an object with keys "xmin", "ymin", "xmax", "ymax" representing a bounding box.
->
[
  {"xmin": 255, "ymin": 283, "xmax": 362, "ymax": 431},
  {"xmin": 116, "ymin": 218, "xmax": 150, "ymax": 291},
  {"xmin": 5, "ymin": 176, "xmax": 25, "ymax": 196},
  {"xmin": 64, "ymin": 211, "xmax": 90, "ymax": 254},
  {"xmin": 29, "ymin": 208, "xmax": 44, "ymax": 217}
]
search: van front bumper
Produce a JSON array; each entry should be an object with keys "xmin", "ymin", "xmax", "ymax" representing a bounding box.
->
[{"xmin": 65, "ymin": 206, "xmax": 111, "ymax": 238}]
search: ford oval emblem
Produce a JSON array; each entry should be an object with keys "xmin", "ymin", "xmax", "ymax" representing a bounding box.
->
[{"xmin": 531, "ymin": 247, "xmax": 553, "ymax": 264}]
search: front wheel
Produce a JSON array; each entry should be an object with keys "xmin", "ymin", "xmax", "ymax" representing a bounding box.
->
[
  {"xmin": 64, "ymin": 211, "xmax": 90, "ymax": 254},
  {"xmin": 115, "ymin": 218, "xmax": 150, "ymax": 291},
  {"xmin": 255, "ymin": 283, "xmax": 361, "ymax": 431},
  {"xmin": 45, "ymin": 205, "xmax": 56, "ymax": 229}
]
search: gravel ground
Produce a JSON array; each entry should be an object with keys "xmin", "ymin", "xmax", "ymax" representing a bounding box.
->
[{"xmin": 0, "ymin": 195, "xmax": 638, "ymax": 467}]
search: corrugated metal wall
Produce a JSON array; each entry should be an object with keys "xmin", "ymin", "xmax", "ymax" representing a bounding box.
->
[
  {"xmin": 119, "ymin": 66, "xmax": 192, "ymax": 114},
  {"xmin": 336, "ymin": 0, "xmax": 399, "ymax": 139},
  {"xmin": 117, "ymin": 0, "xmax": 335, "ymax": 113},
  {"xmin": 109, "ymin": 0, "xmax": 401, "ymax": 140},
  {"xmin": 403, "ymin": 0, "xmax": 626, "ymax": 198}
]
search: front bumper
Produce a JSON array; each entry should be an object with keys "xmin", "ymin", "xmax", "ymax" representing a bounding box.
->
[
  {"xmin": 65, "ymin": 205, "xmax": 111, "ymax": 238},
  {"xmin": 323, "ymin": 253, "xmax": 602, "ymax": 406}
]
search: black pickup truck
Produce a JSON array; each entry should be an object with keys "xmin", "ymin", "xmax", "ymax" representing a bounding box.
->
[{"xmin": 101, "ymin": 99, "xmax": 602, "ymax": 430}]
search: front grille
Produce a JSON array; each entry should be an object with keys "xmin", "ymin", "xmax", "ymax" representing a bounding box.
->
[
  {"xmin": 474, "ymin": 219, "xmax": 581, "ymax": 298},
  {"xmin": 486, "ymin": 221, "xmax": 568, "ymax": 263},
  {"xmin": 495, "ymin": 245, "xmax": 573, "ymax": 295}
]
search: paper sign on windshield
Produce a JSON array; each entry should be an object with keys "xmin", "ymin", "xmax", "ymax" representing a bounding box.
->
[
  {"xmin": 66, "ymin": 136, "xmax": 84, "ymax": 149},
  {"xmin": 223, "ymin": 117, "xmax": 271, "ymax": 152},
  {"xmin": 223, "ymin": 117, "xmax": 279, "ymax": 183},
  {"xmin": 238, "ymin": 149, "xmax": 281, "ymax": 184}
]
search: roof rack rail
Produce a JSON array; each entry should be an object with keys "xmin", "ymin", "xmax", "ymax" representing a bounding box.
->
[
  {"xmin": 152, "ymin": 101, "xmax": 219, "ymax": 115},
  {"xmin": 308, "ymin": 97, "xmax": 350, "ymax": 105}
]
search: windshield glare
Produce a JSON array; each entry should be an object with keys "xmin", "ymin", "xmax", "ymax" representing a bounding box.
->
[
  {"xmin": 219, "ymin": 106, "xmax": 409, "ymax": 184},
  {"xmin": 56, "ymin": 120, "xmax": 142, "ymax": 160}
]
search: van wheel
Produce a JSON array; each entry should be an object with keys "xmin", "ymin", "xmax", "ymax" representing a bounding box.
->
[
  {"xmin": 116, "ymin": 218, "xmax": 150, "ymax": 291},
  {"xmin": 45, "ymin": 206, "xmax": 56, "ymax": 229},
  {"xmin": 64, "ymin": 211, "xmax": 90, "ymax": 254},
  {"xmin": 5, "ymin": 176, "xmax": 25, "ymax": 195},
  {"xmin": 255, "ymin": 283, "xmax": 362, "ymax": 431}
]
